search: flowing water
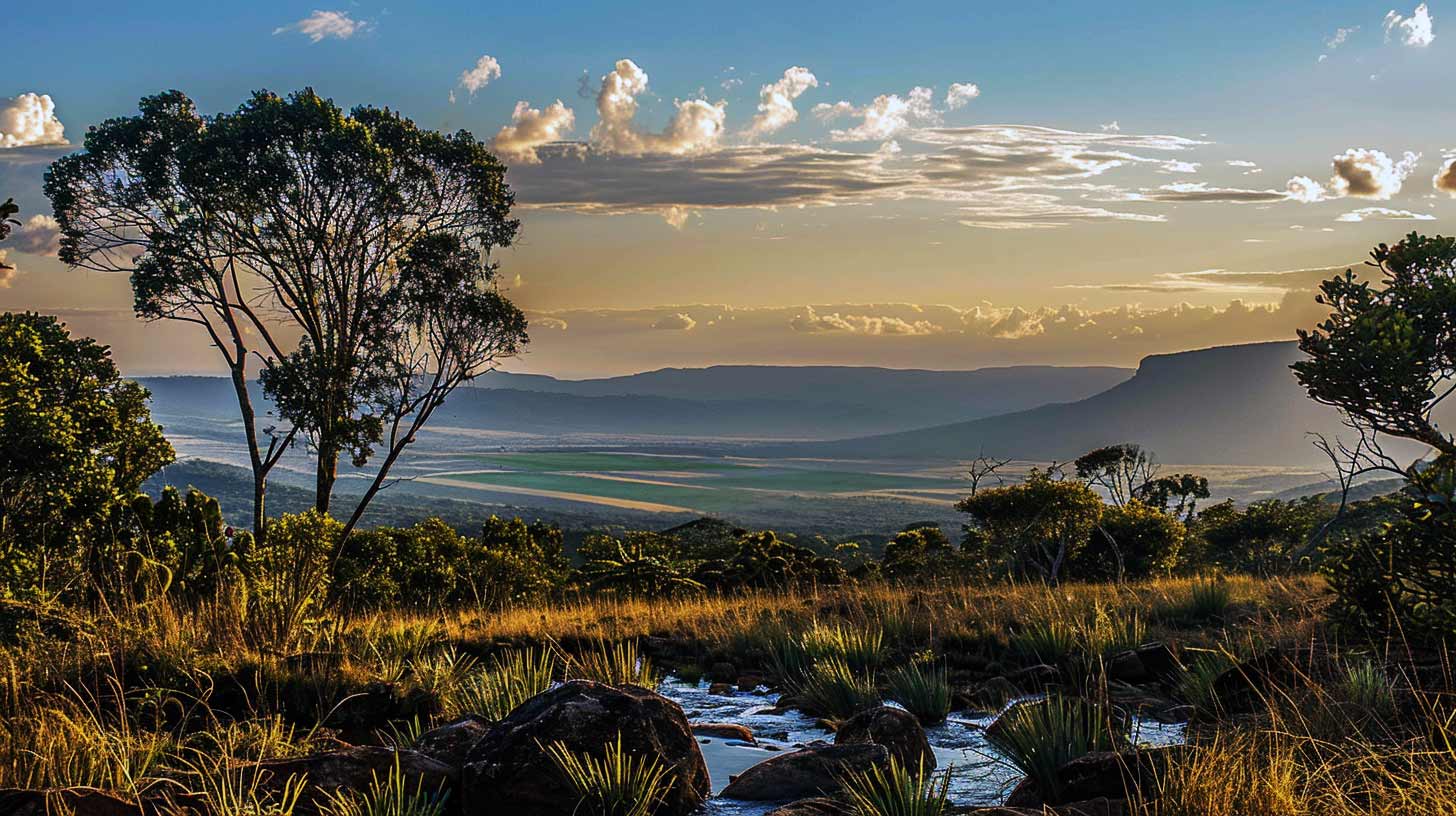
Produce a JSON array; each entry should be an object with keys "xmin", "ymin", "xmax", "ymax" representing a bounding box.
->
[{"xmin": 656, "ymin": 677, "xmax": 1186, "ymax": 814}]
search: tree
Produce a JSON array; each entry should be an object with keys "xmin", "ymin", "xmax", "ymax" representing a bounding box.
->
[
  {"xmin": 880, "ymin": 525, "xmax": 960, "ymax": 581},
  {"xmin": 46, "ymin": 89, "xmax": 528, "ymax": 540},
  {"xmin": 579, "ymin": 533, "xmax": 702, "ymax": 599},
  {"xmin": 1294, "ymin": 234, "xmax": 1456, "ymax": 469},
  {"xmin": 1074, "ymin": 444, "xmax": 1158, "ymax": 506},
  {"xmin": 1188, "ymin": 497, "xmax": 1331, "ymax": 575},
  {"xmin": 965, "ymin": 452, "xmax": 1013, "ymax": 495},
  {"xmin": 956, "ymin": 470, "xmax": 1104, "ymax": 583},
  {"xmin": 1138, "ymin": 473, "xmax": 1210, "ymax": 523},
  {"xmin": 0, "ymin": 313, "xmax": 175, "ymax": 599},
  {"xmin": 1070, "ymin": 500, "xmax": 1185, "ymax": 582}
]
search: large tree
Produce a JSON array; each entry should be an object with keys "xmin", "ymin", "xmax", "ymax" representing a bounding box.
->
[
  {"xmin": 957, "ymin": 470, "xmax": 1104, "ymax": 583},
  {"xmin": 1294, "ymin": 233, "xmax": 1456, "ymax": 471},
  {"xmin": 46, "ymin": 89, "xmax": 528, "ymax": 538},
  {"xmin": 0, "ymin": 312, "xmax": 174, "ymax": 599}
]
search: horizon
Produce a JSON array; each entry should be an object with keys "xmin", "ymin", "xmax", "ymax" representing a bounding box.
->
[{"xmin": 6, "ymin": 2, "xmax": 1452, "ymax": 377}]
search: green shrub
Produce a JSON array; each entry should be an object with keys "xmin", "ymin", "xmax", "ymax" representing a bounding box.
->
[
  {"xmin": 245, "ymin": 510, "xmax": 338, "ymax": 653},
  {"xmin": 543, "ymin": 733, "xmax": 676, "ymax": 816},
  {"xmin": 886, "ymin": 662, "xmax": 951, "ymax": 726},
  {"xmin": 985, "ymin": 695, "xmax": 1124, "ymax": 803},
  {"xmin": 1069, "ymin": 500, "xmax": 1185, "ymax": 581},
  {"xmin": 841, "ymin": 755, "xmax": 950, "ymax": 816}
]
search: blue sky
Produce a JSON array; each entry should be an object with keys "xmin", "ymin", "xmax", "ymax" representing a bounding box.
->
[{"xmin": 3, "ymin": 1, "xmax": 1454, "ymax": 375}]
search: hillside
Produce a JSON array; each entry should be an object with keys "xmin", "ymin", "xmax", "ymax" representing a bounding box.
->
[{"xmin": 774, "ymin": 341, "xmax": 1434, "ymax": 466}]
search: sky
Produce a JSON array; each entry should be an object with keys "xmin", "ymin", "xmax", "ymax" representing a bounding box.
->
[{"xmin": 3, "ymin": 1, "xmax": 1454, "ymax": 377}]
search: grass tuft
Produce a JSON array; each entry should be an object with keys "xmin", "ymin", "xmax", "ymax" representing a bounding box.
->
[
  {"xmin": 886, "ymin": 662, "xmax": 951, "ymax": 726},
  {"xmin": 985, "ymin": 694, "xmax": 1124, "ymax": 803},
  {"xmin": 543, "ymin": 733, "xmax": 676, "ymax": 816},
  {"xmin": 841, "ymin": 755, "xmax": 951, "ymax": 816}
]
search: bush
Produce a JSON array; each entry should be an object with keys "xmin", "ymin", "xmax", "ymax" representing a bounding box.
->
[
  {"xmin": 794, "ymin": 657, "xmax": 879, "ymax": 721},
  {"xmin": 985, "ymin": 695, "xmax": 1124, "ymax": 802},
  {"xmin": 956, "ymin": 470, "xmax": 1104, "ymax": 583},
  {"xmin": 245, "ymin": 509, "xmax": 338, "ymax": 652},
  {"xmin": 1323, "ymin": 468, "xmax": 1456, "ymax": 641},
  {"xmin": 1068, "ymin": 500, "xmax": 1185, "ymax": 581},
  {"xmin": 1190, "ymin": 497, "xmax": 1330, "ymax": 575},
  {"xmin": 886, "ymin": 662, "xmax": 951, "ymax": 726}
]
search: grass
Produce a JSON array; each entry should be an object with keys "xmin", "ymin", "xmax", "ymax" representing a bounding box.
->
[
  {"xmin": 453, "ymin": 646, "xmax": 559, "ymax": 720},
  {"xmin": 841, "ymin": 756, "xmax": 951, "ymax": 816},
  {"xmin": 985, "ymin": 694, "xmax": 1125, "ymax": 803},
  {"xmin": 794, "ymin": 657, "xmax": 880, "ymax": 721},
  {"xmin": 570, "ymin": 640, "xmax": 660, "ymax": 688},
  {"xmin": 319, "ymin": 752, "xmax": 451, "ymax": 816},
  {"xmin": 543, "ymin": 733, "xmax": 676, "ymax": 816},
  {"xmin": 886, "ymin": 662, "xmax": 951, "ymax": 726}
]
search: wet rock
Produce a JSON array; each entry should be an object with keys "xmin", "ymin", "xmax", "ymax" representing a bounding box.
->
[
  {"xmin": 709, "ymin": 662, "xmax": 738, "ymax": 682},
  {"xmin": 709, "ymin": 682, "xmax": 736, "ymax": 696},
  {"xmin": 1004, "ymin": 746, "xmax": 1194, "ymax": 807},
  {"xmin": 462, "ymin": 680, "xmax": 708, "ymax": 816},
  {"xmin": 721, "ymin": 742, "xmax": 888, "ymax": 801},
  {"xmin": 692, "ymin": 722, "xmax": 757, "ymax": 744},
  {"xmin": 975, "ymin": 676, "xmax": 1017, "ymax": 707},
  {"xmin": 415, "ymin": 715, "xmax": 491, "ymax": 767},
  {"xmin": 247, "ymin": 747, "xmax": 455, "ymax": 813},
  {"xmin": 738, "ymin": 673, "xmax": 767, "ymax": 692},
  {"xmin": 834, "ymin": 706, "xmax": 934, "ymax": 769},
  {"xmin": 766, "ymin": 797, "xmax": 854, "ymax": 815},
  {"xmin": 0, "ymin": 789, "xmax": 141, "ymax": 816}
]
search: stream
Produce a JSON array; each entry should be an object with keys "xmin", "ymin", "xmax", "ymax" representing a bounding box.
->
[{"xmin": 656, "ymin": 677, "xmax": 1186, "ymax": 814}]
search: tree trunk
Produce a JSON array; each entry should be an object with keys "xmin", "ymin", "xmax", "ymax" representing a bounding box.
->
[
  {"xmin": 227, "ymin": 363, "xmax": 270, "ymax": 542},
  {"xmin": 315, "ymin": 449, "xmax": 338, "ymax": 515}
]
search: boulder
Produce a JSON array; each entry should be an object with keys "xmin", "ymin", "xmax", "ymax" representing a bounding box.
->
[
  {"xmin": 1134, "ymin": 643, "xmax": 1180, "ymax": 681},
  {"xmin": 833, "ymin": 706, "xmax": 934, "ymax": 769},
  {"xmin": 708, "ymin": 682, "xmax": 736, "ymax": 696},
  {"xmin": 0, "ymin": 789, "xmax": 141, "ymax": 816},
  {"xmin": 1010, "ymin": 664, "xmax": 1060, "ymax": 689},
  {"xmin": 692, "ymin": 722, "xmax": 757, "ymax": 743},
  {"xmin": 246, "ymin": 747, "xmax": 456, "ymax": 813},
  {"xmin": 462, "ymin": 680, "xmax": 708, "ymax": 816},
  {"xmin": 1004, "ymin": 746, "xmax": 1194, "ymax": 807},
  {"xmin": 720, "ymin": 742, "xmax": 888, "ymax": 801},
  {"xmin": 708, "ymin": 661, "xmax": 738, "ymax": 682},
  {"xmin": 766, "ymin": 797, "xmax": 855, "ymax": 815},
  {"xmin": 1210, "ymin": 647, "xmax": 1312, "ymax": 714},
  {"xmin": 1106, "ymin": 650, "xmax": 1147, "ymax": 684},
  {"xmin": 415, "ymin": 715, "xmax": 492, "ymax": 767}
]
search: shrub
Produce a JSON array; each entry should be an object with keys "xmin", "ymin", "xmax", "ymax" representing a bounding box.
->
[
  {"xmin": 1069, "ymin": 500, "xmax": 1185, "ymax": 581},
  {"xmin": 543, "ymin": 733, "xmax": 676, "ymax": 816},
  {"xmin": 245, "ymin": 510, "xmax": 338, "ymax": 653},
  {"xmin": 956, "ymin": 470, "xmax": 1104, "ymax": 583},
  {"xmin": 886, "ymin": 662, "xmax": 951, "ymax": 726},
  {"xmin": 841, "ymin": 755, "xmax": 951, "ymax": 816},
  {"xmin": 1191, "ymin": 497, "xmax": 1330, "ymax": 575},
  {"xmin": 985, "ymin": 695, "xmax": 1123, "ymax": 802},
  {"xmin": 1011, "ymin": 617, "xmax": 1078, "ymax": 665}
]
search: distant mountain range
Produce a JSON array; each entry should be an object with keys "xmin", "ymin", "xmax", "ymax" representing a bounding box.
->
[
  {"xmin": 140, "ymin": 364, "xmax": 1132, "ymax": 441},
  {"xmin": 769, "ymin": 341, "xmax": 1432, "ymax": 467}
]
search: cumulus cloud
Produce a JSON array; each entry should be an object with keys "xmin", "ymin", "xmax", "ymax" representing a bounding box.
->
[
  {"xmin": 1336, "ymin": 206, "xmax": 1436, "ymax": 221},
  {"xmin": 815, "ymin": 86, "xmax": 939, "ymax": 141},
  {"xmin": 1330, "ymin": 148, "xmax": 1420, "ymax": 199},
  {"xmin": 0, "ymin": 251, "xmax": 12, "ymax": 286},
  {"xmin": 790, "ymin": 305, "xmax": 943, "ymax": 335},
  {"xmin": 273, "ymin": 10, "xmax": 369, "ymax": 42},
  {"xmin": 1325, "ymin": 25, "xmax": 1360, "ymax": 50},
  {"xmin": 0, "ymin": 94, "xmax": 67, "ymax": 148},
  {"xmin": 458, "ymin": 55, "xmax": 502, "ymax": 95},
  {"xmin": 1285, "ymin": 175, "xmax": 1329, "ymax": 203},
  {"xmin": 7, "ymin": 214, "xmax": 60, "ymax": 256},
  {"xmin": 1385, "ymin": 3, "xmax": 1435, "ymax": 46},
  {"xmin": 492, "ymin": 100, "xmax": 576, "ymax": 164},
  {"xmin": 651, "ymin": 312, "xmax": 698, "ymax": 330},
  {"xmin": 743, "ymin": 67, "xmax": 818, "ymax": 140},
  {"xmin": 1434, "ymin": 157, "xmax": 1456, "ymax": 195},
  {"xmin": 589, "ymin": 59, "xmax": 726, "ymax": 156},
  {"xmin": 944, "ymin": 82, "xmax": 981, "ymax": 110},
  {"xmin": 1101, "ymin": 121, "xmax": 1121, "ymax": 133}
]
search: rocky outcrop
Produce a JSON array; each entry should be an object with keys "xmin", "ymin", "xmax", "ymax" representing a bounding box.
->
[
  {"xmin": 415, "ymin": 715, "xmax": 492, "ymax": 767},
  {"xmin": 833, "ymin": 706, "xmax": 934, "ymax": 769},
  {"xmin": 720, "ymin": 742, "xmax": 888, "ymax": 801},
  {"xmin": 461, "ymin": 680, "xmax": 708, "ymax": 816},
  {"xmin": 0, "ymin": 789, "xmax": 142, "ymax": 816},
  {"xmin": 1003, "ymin": 746, "xmax": 1194, "ymax": 808}
]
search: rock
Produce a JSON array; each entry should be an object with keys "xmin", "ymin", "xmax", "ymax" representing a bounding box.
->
[
  {"xmin": 738, "ymin": 673, "xmax": 767, "ymax": 692},
  {"xmin": 1106, "ymin": 650, "xmax": 1147, "ymax": 684},
  {"xmin": 709, "ymin": 661, "xmax": 737, "ymax": 682},
  {"xmin": 1004, "ymin": 746, "xmax": 1194, "ymax": 807},
  {"xmin": 720, "ymin": 742, "xmax": 888, "ymax": 801},
  {"xmin": 246, "ymin": 747, "xmax": 456, "ymax": 813},
  {"xmin": 709, "ymin": 682, "xmax": 736, "ymax": 696},
  {"xmin": 415, "ymin": 715, "xmax": 492, "ymax": 767},
  {"xmin": 0, "ymin": 789, "xmax": 141, "ymax": 816},
  {"xmin": 1134, "ymin": 642, "xmax": 1180, "ymax": 681},
  {"xmin": 975, "ymin": 676, "xmax": 1017, "ymax": 706},
  {"xmin": 834, "ymin": 706, "xmax": 934, "ymax": 769},
  {"xmin": 462, "ymin": 680, "xmax": 708, "ymax": 816},
  {"xmin": 692, "ymin": 722, "xmax": 757, "ymax": 744},
  {"xmin": 766, "ymin": 797, "xmax": 855, "ymax": 815},
  {"xmin": 1210, "ymin": 647, "xmax": 1311, "ymax": 714},
  {"xmin": 1010, "ymin": 664, "xmax": 1060, "ymax": 689}
]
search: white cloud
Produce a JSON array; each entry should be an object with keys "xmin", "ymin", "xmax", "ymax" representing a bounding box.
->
[
  {"xmin": 1336, "ymin": 206, "xmax": 1436, "ymax": 221},
  {"xmin": 492, "ymin": 100, "xmax": 576, "ymax": 164},
  {"xmin": 1330, "ymin": 148, "xmax": 1420, "ymax": 199},
  {"xmin": 1325, "ymin": 25, "xmax": 1359, "ymax": 49},
  {"xmin": 651, "ymin": 312, "xmax": 698, "ymax": 330},
  {"xmin": 0, "ymin": 251, "xmax": 12, "ymax": 287},
  {"xmin": 459, "ymin": 55, "xmax": 502, "ymax": 95},
  {"xmin": 743, "ymin": 67, "xmax": 818, "ymax": 140},
  {"xmin": 533, "ymin": 316, "xmax": 569, "ymax": 331},
  {"xmin": 6, "ymin": 214, "xmax": 60, "ymax": 256},
  {"xmin": 0, "ymin": 94, "xmax": 67, "ymax": 148},
  {"xmin": 273, "ymin": 10, "xmax": 369, "ymax": 42},
  {"xmin": 1100, "ymin": 121, "xmax": 1121, "ymax": 133},
  {"xmin": 790, "ymin": 305, "xmax": 942, "ymax": 335},
  {"xmin": 944, "ymin": 82, "xmax": 981, "ymax": 110},
  {"xmin": 589, "ymin": 59, "xmax": 726, "ymax": 156},
  {"xmin": 1385, "ymin": 3, "xmax": 1435, "ymax": 45},
  {"xmin": 1285, "ymin": 175, "xmax": 1329, "ymax": 203},
  {"xmin": 815, "ymin": 86, "xmax": 939, "ymax": 141}
]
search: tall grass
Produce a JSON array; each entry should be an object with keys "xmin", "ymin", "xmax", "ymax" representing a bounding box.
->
[
  {"xmin": 1175, "ymin": 651, "xmax": 1235, "ymax": 714},
  {"xmin": 985, "ymin": 695, "xmax": 1124, "ymax": 802},
  {"xmin": 319, "ymin": 753, "xmax": 450, "ymax": 816},
  {"xmin": 543, "ymin": 733, "xmax": 676, "ymax": 816},
  {"xmin": 841, "ymin": 756, "xmax": 951, "ymax": 816},
  {"xmin": 570, "ymin": 640, "xmax": 660, "ymax": 688},
  {"xmin": 1011, "ymin": 617, "xmax": 1078, "ymax": 665},
  {"xmin": 886, "ymin": 662, "xmax": 951, "ymax": 726},
  {"xmin": 453, "ymin": 647, "xmax": 558, "ymax": 720}
]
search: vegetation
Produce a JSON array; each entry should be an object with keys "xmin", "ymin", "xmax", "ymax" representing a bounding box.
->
[
  {"xmin": 841, "ymin": 756, "xmax": 951, "ymax": 816},
  {"xmin": 544, "ymin": 734, "xmax": 676, "ymax": 816},
  {"xmin": 985, "ymin": 695, "xmax": 1124, "ymax": 803}
]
